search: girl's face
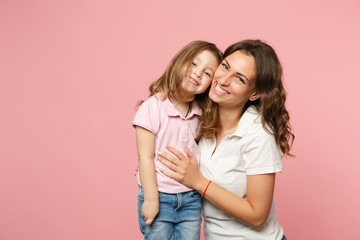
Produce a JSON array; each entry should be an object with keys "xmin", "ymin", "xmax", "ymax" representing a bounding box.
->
[
  {"xmin": 181, "ymin": 50, "xmax": 219, "ymax": 97},
  {"xmin": 209, "ymin": 50, "xmax": 259, "ymax": 110}
]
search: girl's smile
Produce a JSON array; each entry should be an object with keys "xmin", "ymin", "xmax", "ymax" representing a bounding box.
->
[{"xmin": 187, "ymin": 76, "xmax": 199, "ymax": 86}]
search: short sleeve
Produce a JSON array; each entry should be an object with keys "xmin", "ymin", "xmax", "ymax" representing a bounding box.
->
[
  {"xmin": 242, "ymin": 126, "xmax": 283, "ymax": 175},
  {"xmin": 132, "ymin": 97, "xmax": 160, "ymax": 135}
]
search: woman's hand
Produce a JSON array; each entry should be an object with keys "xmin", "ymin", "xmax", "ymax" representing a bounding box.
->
[{"xmin": 158, "ymin": 146, "xmax": 206, "ymax": 191}]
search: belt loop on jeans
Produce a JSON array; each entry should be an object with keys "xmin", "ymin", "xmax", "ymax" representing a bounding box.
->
[{"xmin": 176, "ymin": 193, "xmax": 182, "ymax": 209}]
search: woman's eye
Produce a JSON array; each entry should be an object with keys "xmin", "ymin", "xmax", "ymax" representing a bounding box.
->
[
  {"xmin": 237, "ymin": 77, "xmax": 245, "ymax": 84},
  {"xmin": 222, "ymin": 63, "xmax": 228, "ymax": 70}
]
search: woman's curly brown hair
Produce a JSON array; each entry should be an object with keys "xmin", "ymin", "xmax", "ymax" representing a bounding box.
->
[{"xmin": 201, "ymin": 40, "xmax": 294, "ymax": 156}]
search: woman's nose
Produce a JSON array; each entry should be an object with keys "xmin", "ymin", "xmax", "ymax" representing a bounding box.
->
[{"xmin": 217, "ymin": 74, "xmax": 230, "ymax": 86}]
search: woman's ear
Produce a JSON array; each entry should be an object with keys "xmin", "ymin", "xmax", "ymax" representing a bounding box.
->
[{"xmin": 249, "ymin": 92, "xmax": 260, "ymax": 101}]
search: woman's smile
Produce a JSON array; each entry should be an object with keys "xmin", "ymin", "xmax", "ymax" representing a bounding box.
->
[{"xmin": 213, "ymin": 81, "xmax": 229, "ymax": 95}]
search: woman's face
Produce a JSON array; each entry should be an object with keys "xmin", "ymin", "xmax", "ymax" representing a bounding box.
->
[
  {"xmin": 181, "ymin": 50, "xmax": 219, "ymax": 97},
  {"xmin": 209, "ymin": 50, "xmax": 258, "ymax": 110}
]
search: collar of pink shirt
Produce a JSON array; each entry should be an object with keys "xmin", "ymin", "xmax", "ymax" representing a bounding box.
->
[{"xmin": 156, "ymin": 93, "xmax": 202, "ymax": 118}]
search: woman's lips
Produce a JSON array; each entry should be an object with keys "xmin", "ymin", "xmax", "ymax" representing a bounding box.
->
[{"xmin": 214, "ymin": 82, "xmax": 229, "ymax": 95}]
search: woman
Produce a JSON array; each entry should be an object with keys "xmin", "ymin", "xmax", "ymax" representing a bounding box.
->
[{"xmin": 159, "ymin": 40, "xmax": 294, "ymax": 240}]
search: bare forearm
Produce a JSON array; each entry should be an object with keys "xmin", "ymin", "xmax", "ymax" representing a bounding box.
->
[
  {"xmin": 139, "ymin": 158, "xmax": 158, "ymax": 201},
  {"xmin": 135, "ymin": 126, "xmax": 158, "ymax": 201},
  {"xmin": 195, "ymin": 178, "xmax": 270, "ymax": 228}
]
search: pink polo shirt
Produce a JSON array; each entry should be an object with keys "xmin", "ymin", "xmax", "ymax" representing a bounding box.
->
[{"xmin": 132, "ymin": 93, "xmax": 201, "ymax": 193}]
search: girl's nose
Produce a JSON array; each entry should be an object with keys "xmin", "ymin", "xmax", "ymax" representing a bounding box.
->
[{"xmin": 193, "ymin": 71, "xmax": 201, "ymax": 79}]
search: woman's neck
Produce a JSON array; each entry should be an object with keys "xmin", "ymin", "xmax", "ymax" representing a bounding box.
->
[{"xmin": 218, "ymin": 106, "xmax": 243, "ymax": 134}]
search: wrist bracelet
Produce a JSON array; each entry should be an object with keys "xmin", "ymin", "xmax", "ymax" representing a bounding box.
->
[{"xmin": 202, "ymin": 180, "xmax": 212, "ymax": 197}]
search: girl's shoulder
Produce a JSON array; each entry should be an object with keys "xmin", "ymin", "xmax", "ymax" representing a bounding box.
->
[
  {"xmin": 137, "ymin": 93, "xmax": 171, "ymax": 116},
  {"xmin": 141, "ymin": 93, "xmax": 163, "ymax": 105}
]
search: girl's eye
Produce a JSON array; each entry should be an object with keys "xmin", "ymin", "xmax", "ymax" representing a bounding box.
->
[
  {"xmin": 204, "ymin": 72, "xmax": 211, "ymax": 77},
  {"xmin": 192, "ymin": 62, "xmax": 197, "ymax": 67},
  {"xmin": 221, "ymin": 63, "xmax": 228, "ymax": 70}
]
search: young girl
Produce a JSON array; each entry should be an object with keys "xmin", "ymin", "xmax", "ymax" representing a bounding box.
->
[{"xmin": 132, "ymin": 41, "xmax": 222, "ymax": 240}]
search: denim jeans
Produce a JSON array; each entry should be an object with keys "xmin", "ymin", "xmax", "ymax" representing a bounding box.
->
[
  {"xmin": 282, "ymin": 235, "xmax": 287, "ymax": 240},
  {"xmin": 138, "ymin": 187, "xmax": 202, "ymax": 240}
]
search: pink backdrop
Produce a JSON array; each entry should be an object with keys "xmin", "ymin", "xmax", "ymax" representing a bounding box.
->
[{"xmin": 1, "ymin": 0, "xmax": 360, "ymax": 239}]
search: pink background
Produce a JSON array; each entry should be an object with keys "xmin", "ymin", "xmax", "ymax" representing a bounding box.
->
[{"xmin": 1, "ymin": 0, "xmax": 359, "ymax": 239}]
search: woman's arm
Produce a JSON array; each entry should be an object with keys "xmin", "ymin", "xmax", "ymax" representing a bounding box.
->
[
  {"xmin": 201, "ymin": 173, "xmax": 275, "ymax": 228},
  {"xmin": 136, "ymin": 126, "xmax": 159, "ymax": 225},
  {"xmin": 159, "ymin": 146, "xmax": 275, "ymax": 228}
]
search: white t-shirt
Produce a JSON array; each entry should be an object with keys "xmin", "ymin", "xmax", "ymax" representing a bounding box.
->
[{"xmin": 199, "ymin": 105, "xmax": 284, "ymax": 240}]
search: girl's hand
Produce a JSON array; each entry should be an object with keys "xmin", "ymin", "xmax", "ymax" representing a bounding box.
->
[
  {"xmin": 141, "ymin": 199, "xmax": 159, "ymax": 225},
  {"xmin": 159, "ymin": 146, "xmax": 205, "ymax": 191}
]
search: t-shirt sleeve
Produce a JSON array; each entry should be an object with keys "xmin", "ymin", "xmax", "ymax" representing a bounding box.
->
[
  {"xmin": 132, "ymin": 97, "xmax": 160, "ymax": 135},
  {"xmin": 243, "ymin": 126, "xmax": 283, "ymax": 175}
]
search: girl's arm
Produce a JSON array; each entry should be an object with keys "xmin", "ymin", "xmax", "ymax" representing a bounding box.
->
[
  {"xmin": 136, "ymin": 126, "xmax": 159, "ymax": 225},
  {"xmin": 159, "ymin": 146, "xmax": 275, "ymax": 228}
]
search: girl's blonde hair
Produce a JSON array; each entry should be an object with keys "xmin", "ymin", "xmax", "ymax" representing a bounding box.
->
[
  {"xmin": 201, "ymin": 40, "xmax": 294, "ymax": 156},
  {"xmin": 148, "ymin": 41, "xmax": 222, "ymax": 109}
]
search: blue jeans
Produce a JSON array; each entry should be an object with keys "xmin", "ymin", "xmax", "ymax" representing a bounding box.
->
[
  {"xmin": 138, "ymin": 187, "xmax": 202, "ymax": 240},
  {"xmin": 282, "ymin": 235, "xmax": 287, "ymax": 240}
]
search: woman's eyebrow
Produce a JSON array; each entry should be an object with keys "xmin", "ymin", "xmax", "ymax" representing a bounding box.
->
[{"xmin": 224, "ymin": 59, "xmax": 249, "ymax": 82}]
